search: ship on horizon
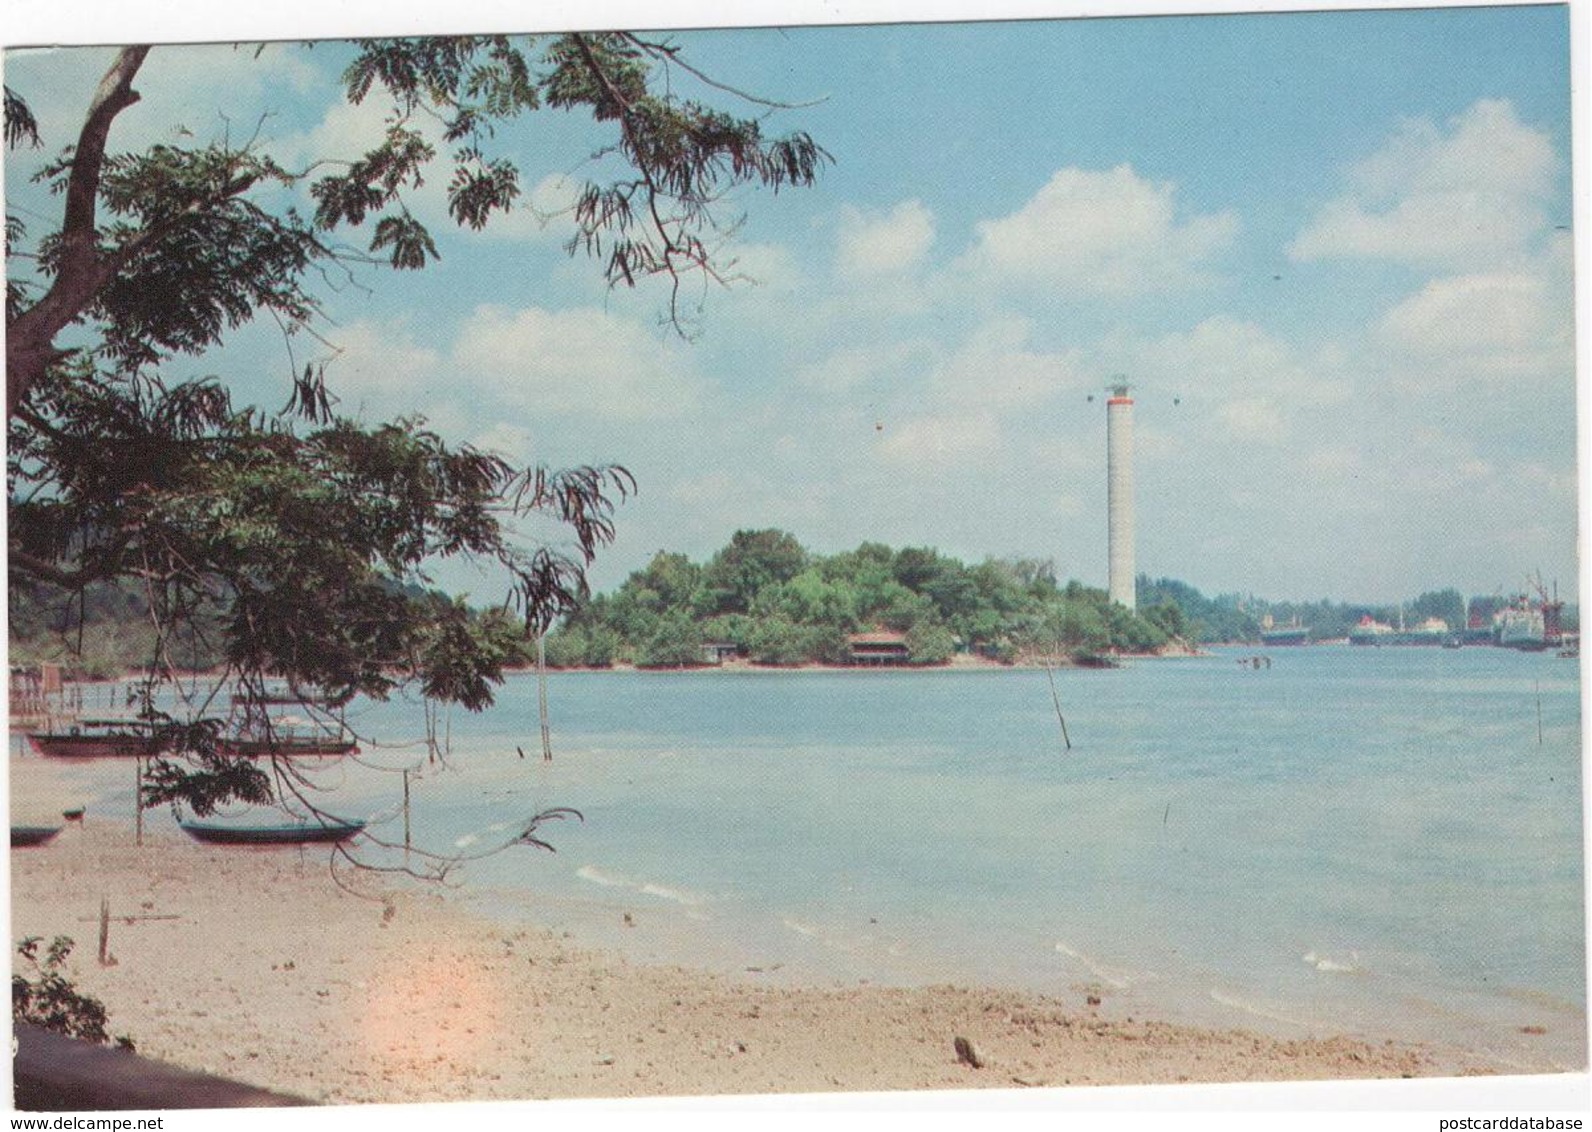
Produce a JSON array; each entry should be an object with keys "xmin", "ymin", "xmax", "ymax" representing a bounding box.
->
[
  {"xmin": 1493, "ymin": 575, "xmax": 1566, "ymax": 652},
  {"xmin": 1259, "ymin": 614, "xmax": 1310, "ymax": 646},
  {"xmin": 1349, "ymin": 613, "xmax": 1451, "ymax": 647}
]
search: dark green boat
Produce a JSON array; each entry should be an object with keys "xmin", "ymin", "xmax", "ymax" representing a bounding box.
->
[
  {"xmin": 11, "ymin": 825, "xmax": 63, "ymax": 848},
  {"xmin": 177, "ymin": 817, "xmax": 365, "ymax": 845}
]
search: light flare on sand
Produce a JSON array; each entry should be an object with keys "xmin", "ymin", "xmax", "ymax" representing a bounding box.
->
[{"xmin": 357, "ymin": 943, "xmax": 511, "ymax": 1074}]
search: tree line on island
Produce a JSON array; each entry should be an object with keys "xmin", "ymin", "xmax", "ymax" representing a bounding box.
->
[
  {"xmin": 12, "ymin": 529, "xmax": 1577, "ymax": 677},
  {"xmin": 549, "ymin": 536, "xmax": 1585, "ymax": 668},
  {"xmin": 546, "ymin": 530, "xmax": 1186, "ymax": 668},
  {"xmin": 9, "ymin": 529, "xmax": 1184, "ymax": 674}
]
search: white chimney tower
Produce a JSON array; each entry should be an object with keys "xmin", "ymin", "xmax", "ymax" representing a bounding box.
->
[{"xmin": 1106, "ymin": 381, "xmax": 1135, "ymax": 611}]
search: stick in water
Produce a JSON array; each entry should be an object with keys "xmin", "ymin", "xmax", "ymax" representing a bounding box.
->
[
  {"xmin": 537, "ymin": 633, "xmax": 553, "ymax": 762},
  {"xmin": 1043, "ymin": 661, "xmax": 1072, "ymax": 751}
]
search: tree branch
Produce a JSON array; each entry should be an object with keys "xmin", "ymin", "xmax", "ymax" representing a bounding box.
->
[
  {"xmin": 7, "ymin": 46, "xmax": 150, "ymax": 422},
  {"xmin": 8, "ymin": 547, "xmax": 124, "ymax": 590},
  {"xmin": 623, "ymin": 34, "xmax": 830, "ymax": 110}
]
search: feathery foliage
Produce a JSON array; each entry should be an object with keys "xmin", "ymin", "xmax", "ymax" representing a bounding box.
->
[{"xmin": 5, "ymin": 35, "xmax": 824, "ymax": 819}]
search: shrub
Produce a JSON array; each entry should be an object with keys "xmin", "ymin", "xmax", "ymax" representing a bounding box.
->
[
  {"xmin": 905, "ymin": 621, "xmax": 956, "ymax": 665},
  {"xmin": 13, "ymin": 937, "xmax": 134, "ymax": 1051},
  {"xmin": 636, "ymin": 613, "xmax": 704, "ymax": 668}
]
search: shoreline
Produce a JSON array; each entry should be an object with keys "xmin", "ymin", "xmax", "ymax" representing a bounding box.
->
[
  {"xmin": 508, "ymin": 646, "xmax": 1210, "ymax": 678},
  {"xmin": 9, "ymin": 815, "xmax": 1516, "ymax": 1106},
  {"xmin": 8, "ymin": 643, "xmax": 1211, "ymax": 690}
]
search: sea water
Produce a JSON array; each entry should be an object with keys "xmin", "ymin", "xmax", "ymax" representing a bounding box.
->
[{"xmin": 93, "ymin": 646, "xmax": 1589, "ymax": 1071}]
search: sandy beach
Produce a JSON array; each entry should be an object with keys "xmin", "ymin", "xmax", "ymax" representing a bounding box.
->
[{"xmin": 9, "ymin": 806, "xmax": 1490, "ymax": 1107}]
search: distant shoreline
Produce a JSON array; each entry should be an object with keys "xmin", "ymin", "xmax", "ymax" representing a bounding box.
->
[
  {"xmin": 511, "ymin": 641, "xmax": 1209, "ymax": 677},
  {"xmin": 14, "ymin": 643, "xmax": 1211, "ymax": 688}
]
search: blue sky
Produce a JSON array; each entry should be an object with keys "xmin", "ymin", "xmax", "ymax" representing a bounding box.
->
[{"xmin": 3, "ymin": 3, "xmax": 1581, "ymax": 606}]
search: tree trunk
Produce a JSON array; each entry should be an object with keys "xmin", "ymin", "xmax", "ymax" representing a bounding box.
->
[{"xmin": 6, "ymin": 46, "xmax": 149, "ymax": 422}]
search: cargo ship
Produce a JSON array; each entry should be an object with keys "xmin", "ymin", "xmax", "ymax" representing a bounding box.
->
[
  {"xmin": 1493, "ymin": 576, "xmax": 1565, "ymax": 651},
  {"xmin": 1348, "ymin": 616, "xmax": 1395, "ymax": 646},
  {"xmin": 1259, "ymin": 615, "xmax": 1309, "ymax": 646},
  {"xmin": 1350, "ymin": 612, "xmax": 1450, "ymax": 647},
  {"xmin": 1390, "ymin": 616, "xmax": 1452, "ymax": 646},
  {"xmin": 1495, "ymin": 601, "xmax": 1548, "ymax": 650}
]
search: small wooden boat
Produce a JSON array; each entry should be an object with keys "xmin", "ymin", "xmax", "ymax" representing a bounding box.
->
[
  {"xmin": 216, "ymin": 735, "xmax": 359, "ymax": 758},
  {"xmin": 230, "ymin": 683, "xmax": 332, "ymax": 706},
  {"xmin": 26, "ymin": 720, "xmax": 163, "ymax": 758},
  {"xmin": 10, "ymin": 825, "xmax": 63, "ymax": 848},
  {"xmin": 177, "ymin": 817, "xmax": 366, "ymax": 845},
  {"xmin": 216, "ymin": 711, "xmax": 357, "ymax": 758}
]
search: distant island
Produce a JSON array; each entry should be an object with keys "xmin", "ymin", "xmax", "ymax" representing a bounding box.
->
[
  {"xmin": 9, "ymin": 527, "xmax": 1578, "ymax": 677},
  {"xmin": 542, "ymin": 530, "xmax": 1188, "ymax": 670}
]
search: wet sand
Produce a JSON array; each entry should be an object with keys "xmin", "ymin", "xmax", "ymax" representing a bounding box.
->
[{"xmin": 7, "ymin": 807, "xmax": 1490, "ymax": 1108}]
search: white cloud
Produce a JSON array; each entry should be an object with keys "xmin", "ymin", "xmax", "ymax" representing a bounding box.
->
[
  {"xmin": 126, "ymin": 44, "xmax": 329, "ymax": 157},
  {"xmin": 875, "ymin": 412, "xmax": 1001, "ymax": 469},
  {"xmin": 326, "ymin": 318, "xmax": 441, "ymax": 398},
  {"xmin": 457, "ymin": 173, "xmax": 581, "ymax": 244},
  {"xmin": 836, "ymin": 200, "xmax": 935, "ymax": 277},
  {"xmin": 720, "ymin": 241, "xmax": 803, "ymax": 290},
  {"xmin": 1375, "ymin": 270, "xmax": 1571, "ymax": 381},
  {"xmin": 320, "ymin": 303, "xmax": 706, "ymax": 423},
  {"xmin": 1216, "ymin": 398, "xmax": 1287, "ymax": 443},
  {"xmin": 1304, "ymin": 446, "xmax": 1362, "ymax": 478},
  {"xmin": 1113, "ymin": 316, "xmax": 1345, "ymax": 446},
  {"xmin": 1289, "ymin": 99, "xmax": 1557, "ymax": 269},
  {"xmin": 254, "ymin": 78, "xmax": 467, "ymax": 247},
  {"xmin": 962, "ymin": 164, "xmax": 1237, "ymax": 294},
  {"xmin": 668, "ymin": 472, "xmax": 754, "ymax": 508},
  {"xmin": 7, "ymin": 43, "xmax": 328, "ymax": 161},
  {"xmin": 1515, "ymin": 462, "xmax": 1579, "ymax": 499},
  {"xmin": 793, "ymin": 339, "xmax": 937, "ymax": 394},
  {"xmin": 1143, "ymin": 316, "xmax": 1338, "ymax": 395},
  {"xmin": 472, "ymin": 422, "xmax": 538, "ymax": 462},
  {"xmin": 275, "ymin": 93, "xmax": 411, "ymax": 170},
  {"xmin": 930, "ymin": 316, "xmax": 1087, "ymax": 411},
  {"xmin": 526, "ymin": 173, "xmax": 582, "ymax": 218},
  {"xmin": 452, "ymin": 304, "xmax": 704, "ymax": 419},
  {"xmin": 793, "ymin": 316, "xmax": 1083, "ymax": 412},
  {"xmin": 1388, "ymin": 270, "xmax": 1560, "ymax": 363}
]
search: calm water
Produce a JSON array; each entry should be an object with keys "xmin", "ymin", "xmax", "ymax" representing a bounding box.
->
[{"xmin": 78, "ymin": 646, "xmax": 1591, "ymax": 1070}]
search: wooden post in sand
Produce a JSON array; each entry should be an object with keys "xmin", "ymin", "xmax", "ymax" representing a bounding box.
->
[
  {"xmin": 133, "ymin": 758, "xmax": 143, "ymax": 846},
  {"xmin": 401, "ymin": 773, "xmax": 413, "ymax": 853},
  {"xmin": 97, "ymin": 898, "xmax": 111, "ymax": 966}
]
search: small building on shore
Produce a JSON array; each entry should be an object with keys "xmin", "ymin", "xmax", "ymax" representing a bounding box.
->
[
  {"xmin": 699, "ymin": 641, "xmax": 742, "ymax": 666},
  {"xmin": 847, "ymin": 631, "xmax": 910, "ymax": 666},
  {"xmin": 10, "ymin": 663, "xmax": 66, "ymax": 726}
]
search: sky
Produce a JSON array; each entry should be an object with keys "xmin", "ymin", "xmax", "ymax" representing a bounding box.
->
[{"xmin": 3, "ymin": 2, "xmax": 1582, "ymax": 607}]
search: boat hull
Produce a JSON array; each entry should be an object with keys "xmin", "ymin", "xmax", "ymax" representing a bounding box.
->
[
  {"xmin": 178, "ymin": 819, "xmax": 365, "ymax": 845},
  {"xmin": 216, "ymin": 738, "xmax": 358, "ymax": 758},
  {"xmin": 27, "ymin": 733, "xmax": 162, "ymax": 758},
  {"xmin": 1260, "ymin": 629, "xmax": 1309, "ymax": 646},
  {"xmin": 10, "ymin": 826, "xmax": 62, "ymax": 848}
]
